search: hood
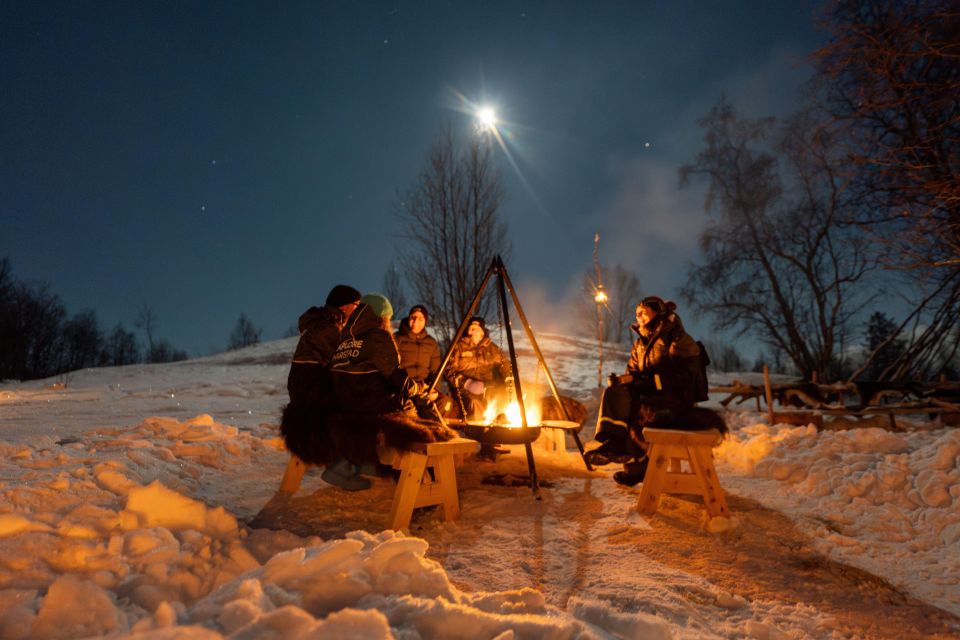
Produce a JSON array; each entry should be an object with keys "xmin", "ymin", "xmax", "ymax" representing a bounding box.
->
[
  {"xmin": 298, "ymin": 305, "xmax": 342, "ymax": 334},
  {"xmin": 631, "ymin": 312, "xmax": 679, "ymax": 340},
  {"xmin": 341, "ymin": 303, "xmax": 385, "ymax": 339}
]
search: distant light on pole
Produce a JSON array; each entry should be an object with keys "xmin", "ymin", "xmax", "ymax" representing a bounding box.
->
[{"xmin": 593, "ymin": 233, "xmax": 605, "ymax": 388}]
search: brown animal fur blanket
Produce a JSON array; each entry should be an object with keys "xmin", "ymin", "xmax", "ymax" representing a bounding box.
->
[
  {"xmin": 280, "ymin": 401, "xmax": 338, "ymax": 467},
  {"xmin": 327, "ymin": 411, "xmax": 459, "ymax": 467}
]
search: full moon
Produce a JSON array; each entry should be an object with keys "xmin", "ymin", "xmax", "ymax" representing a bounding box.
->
[{"xmin": 477, "ymin": 106, "xmax": 497, "ymax": 130}]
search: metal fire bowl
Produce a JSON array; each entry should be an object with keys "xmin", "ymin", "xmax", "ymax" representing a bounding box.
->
[{"xmin": 463, "ymin": 423, "xmax": 541, "ymax": 444}]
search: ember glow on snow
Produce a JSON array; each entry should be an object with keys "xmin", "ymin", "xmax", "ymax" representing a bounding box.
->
[{"xmin": 0, "ymin": 337, "xmax": 957, "ymax": 637}]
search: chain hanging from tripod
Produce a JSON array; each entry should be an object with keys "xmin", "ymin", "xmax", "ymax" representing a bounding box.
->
[{"xmin": 493, "ymin": 270, "xmax": 517, "ymax": 406}]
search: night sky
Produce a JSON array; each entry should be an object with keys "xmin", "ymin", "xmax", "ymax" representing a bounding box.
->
[{"xmin": 1, "ymin": 1, "xmax": 825, "ymax": 355}]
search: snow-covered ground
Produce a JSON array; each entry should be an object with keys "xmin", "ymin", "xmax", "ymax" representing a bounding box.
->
[{"xmin": 1, "ymin": 334, "xmax": 958, "ymax": 639}]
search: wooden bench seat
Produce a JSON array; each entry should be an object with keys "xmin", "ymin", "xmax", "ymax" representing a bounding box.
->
[
  {"xmin": 637, "ymin": 427, "xmax": 729, "ymax": 519},
  {"xmin": 278, "ymin": 437, "xmax": 479, "ymax": 532}
]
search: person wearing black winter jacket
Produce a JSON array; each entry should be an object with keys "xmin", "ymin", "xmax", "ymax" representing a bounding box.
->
[
  {"xmin": 331, "ymin": 295, "xmax": 431, "ymax": 416},
  {"xmin": 327, "ymin": 293, "xmax": 455, "ymax": 469},
  {"xmin": 286, "ymin": 285, "xmax": 361, "ymax": 405},
  {"xmin": 280, "ymin": 284, "xmax": 367, "ymax": 490},
  {"xmin": 587, "ymin": 296, "xmax": 715, "ymax": 486}
]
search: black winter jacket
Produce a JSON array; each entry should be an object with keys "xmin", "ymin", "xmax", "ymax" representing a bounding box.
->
[
  {"xmin": 626, "ymin": 312, "xmax": 706, "ymax": 405},
  {"xmin": 395, "ymin": 319, "xmax": 441, "ymax": 383},
  {"xmin": 330, "ymin": 305, "xmax": 425, "ymax": 414},
  {"xmin": 287, "ymin": 305, "xmax": 345, "ymax": 404}
]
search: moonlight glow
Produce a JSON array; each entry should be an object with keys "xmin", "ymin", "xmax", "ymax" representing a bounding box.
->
[{"xmin": 477, "ymin": 106, "xmax": 497, "ymax": 130}]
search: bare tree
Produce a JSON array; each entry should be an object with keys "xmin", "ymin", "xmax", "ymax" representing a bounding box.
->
[
  {"xmin": 814, "ymin": 0, "xmax": 960, "ymax": 380},
  {"xmin": 395, "ymin": 124, "xmax": 509, "ymax": 345},
  {"xmin": 382, "ymin": 263, "xmax": 408, "ymax": 315},
  {"xmin": 103, "ymin": 323, "xmax": 140, "ymax": 366},
  {"xmin": 135, "ymin": 303, "xmax": 158, "ymax": 353},
  {"xmin": 0, "ymin": 258, "xmax": 66, "ymax": 381},
  {"xmin": 133, "ymin": 304, "xmax": 188, "ymax": 363},
  {"xmin": 228, "ymin": 313, "xmax": 262, "ymax": 350},
  {"xmin": 146, "ymin": 340, "xmax": 189, "ymax": 363},
  {"xmin": 680, "ymin": 98, "xmax": 877, "ymax": 382},
  {"xmin": 575, "ymin": 263, "xmax": 642, "ymax": 346},
  {"xmin": 58, "ymin": 309, "xmax": 103, "ymax": 372}
]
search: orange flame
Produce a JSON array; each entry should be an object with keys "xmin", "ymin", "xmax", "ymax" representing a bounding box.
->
[{"xmin": 482, "ymin": 397, "xmax": 541, "ymax": 427}]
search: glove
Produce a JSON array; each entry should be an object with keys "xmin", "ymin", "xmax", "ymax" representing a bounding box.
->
[
  {"xmin": 463, "ymin": 379, "xmax": 486, "ymax": 395},
  {"xmin": 609, "ymin": 373, "xmax": 635, "ymax": 387}
]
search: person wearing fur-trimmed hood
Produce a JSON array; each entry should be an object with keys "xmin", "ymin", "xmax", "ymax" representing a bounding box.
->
[{"xmin": 444, "ymin": 316, "xmax": 509, "ymax": 420}]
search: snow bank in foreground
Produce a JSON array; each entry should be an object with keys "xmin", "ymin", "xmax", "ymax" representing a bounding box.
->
[
  {"xmin": 0, "ymin": 414, "xmax": 672, "ymax": 639},
  {"xmin": 716, "ymin": 416, "xmax": 960, "ymax": 615}
]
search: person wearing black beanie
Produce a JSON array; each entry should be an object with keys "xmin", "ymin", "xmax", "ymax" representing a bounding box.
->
[
  {"xmin": 281, "ymin": 283, "xmax": 368, "ymax": 491},
  {"xmin": 325, "ymin": 284, "xmax": 362, "ymax": 309}
]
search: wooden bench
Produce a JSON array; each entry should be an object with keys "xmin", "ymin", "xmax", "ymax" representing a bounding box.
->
[
  {"xmin": 637, "ymin": 428, "xmax": 729, "ymax": 519},
  {"xmin": 279, "ymin": 437, "xmax": 479, "ymax": 532}
]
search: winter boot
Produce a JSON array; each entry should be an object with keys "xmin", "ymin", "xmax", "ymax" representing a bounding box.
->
[
  {"xmin": 584, "ymin": 439, "xmax": 633, "ymax": 466},
  {"xmin": 321, "ymin": 457, "xmax": 372, "ymax": 491},
  {"xmin": 613, "ymin": 456, "xmax": 649, "ymax": 487}
]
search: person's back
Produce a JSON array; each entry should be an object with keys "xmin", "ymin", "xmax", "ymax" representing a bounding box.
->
[
  {"xmin": 287, "ymin": 305, "xmax": 345, "ymax": 405},
  {"xmin": 280, "ymin": 284, "xmax": 367, "ymax": 490},
  {"xmin": 330, "ymin": 294, "xmax": 427, "ymax": 416},
  {"xmin": 286, "ymin": 284, "xmax": 361, "ymax": 406}
]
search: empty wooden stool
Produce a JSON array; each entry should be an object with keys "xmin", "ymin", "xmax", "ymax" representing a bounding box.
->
[{"xmin": 637, "ymin": 427, "xmax": 729, "ymax": 519}]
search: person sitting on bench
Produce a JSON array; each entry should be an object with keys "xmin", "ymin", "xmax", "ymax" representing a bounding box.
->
[
  {"xmin": 327, "ymin": 293, "xmax": 456, "ymax": 475},
  {"xmin": 280, "ymin": 284, "xmax": 368, "ymax": 491},
  {"xmin": 586, "ymin": 296, "xmax": 709, "ymax": 486},
  {"xmin": 445, "ymin": 316, "xmax": 511, "ymax": 459}
]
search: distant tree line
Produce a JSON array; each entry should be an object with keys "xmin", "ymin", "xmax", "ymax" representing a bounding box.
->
[{"xmin": 0, "ymin": 257, "xmax": 190, "ymax": 382}]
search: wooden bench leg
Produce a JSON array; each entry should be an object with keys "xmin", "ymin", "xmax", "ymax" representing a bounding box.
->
[
  {"xmin": 279, "ymin": 455, "xmax": 308, "ymax": 493},
  {"xmin": 388, "ymin": 452, "xmax": 428, "ymax": 531},
  {"xmin": 433, "ymin": 454, "xmax": 460, "ymax": 522},
  {"xmin": 686, "ymin": 446, "xmax": 729, "ymax": 518},
  {"xmin": 637, "ymin": 443, "xmax": 668, "ymax": 515}
]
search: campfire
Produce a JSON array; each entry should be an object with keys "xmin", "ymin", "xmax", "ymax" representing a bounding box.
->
[
  {"xmin": 480, "ymin": 394, "xmax": 542, "ymax": 427},
  {"xmin": 428, "ymin": 255, "xmax": 593, "ymax": 492},
  {"xmin": 463, "ymin": 393, "xmax": 544, "ymax": 445}
]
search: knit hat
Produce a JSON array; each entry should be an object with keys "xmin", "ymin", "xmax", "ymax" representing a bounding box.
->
[
  {"xmin": 361, "ymin": 293, "xmax": 393, "ymax": 319},
  {"xmin": 468, "ymin": 316, "xmax": 486, "ymax": 335},
  {"xmin": 408, "ymin": 304, "xmax": 429, "ymax": 320},
  {"xmin": 639, "ymin": 296, "xmax": 676, "ymax": 316},
  {"xmin": 326, "ymin": 284, "xmax": 361, "ymax": 308}
]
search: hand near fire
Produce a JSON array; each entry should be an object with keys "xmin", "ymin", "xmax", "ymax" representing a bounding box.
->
[{"xmin": 463, "ymin": 379, "xmax": 486, "ymax": 395}]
